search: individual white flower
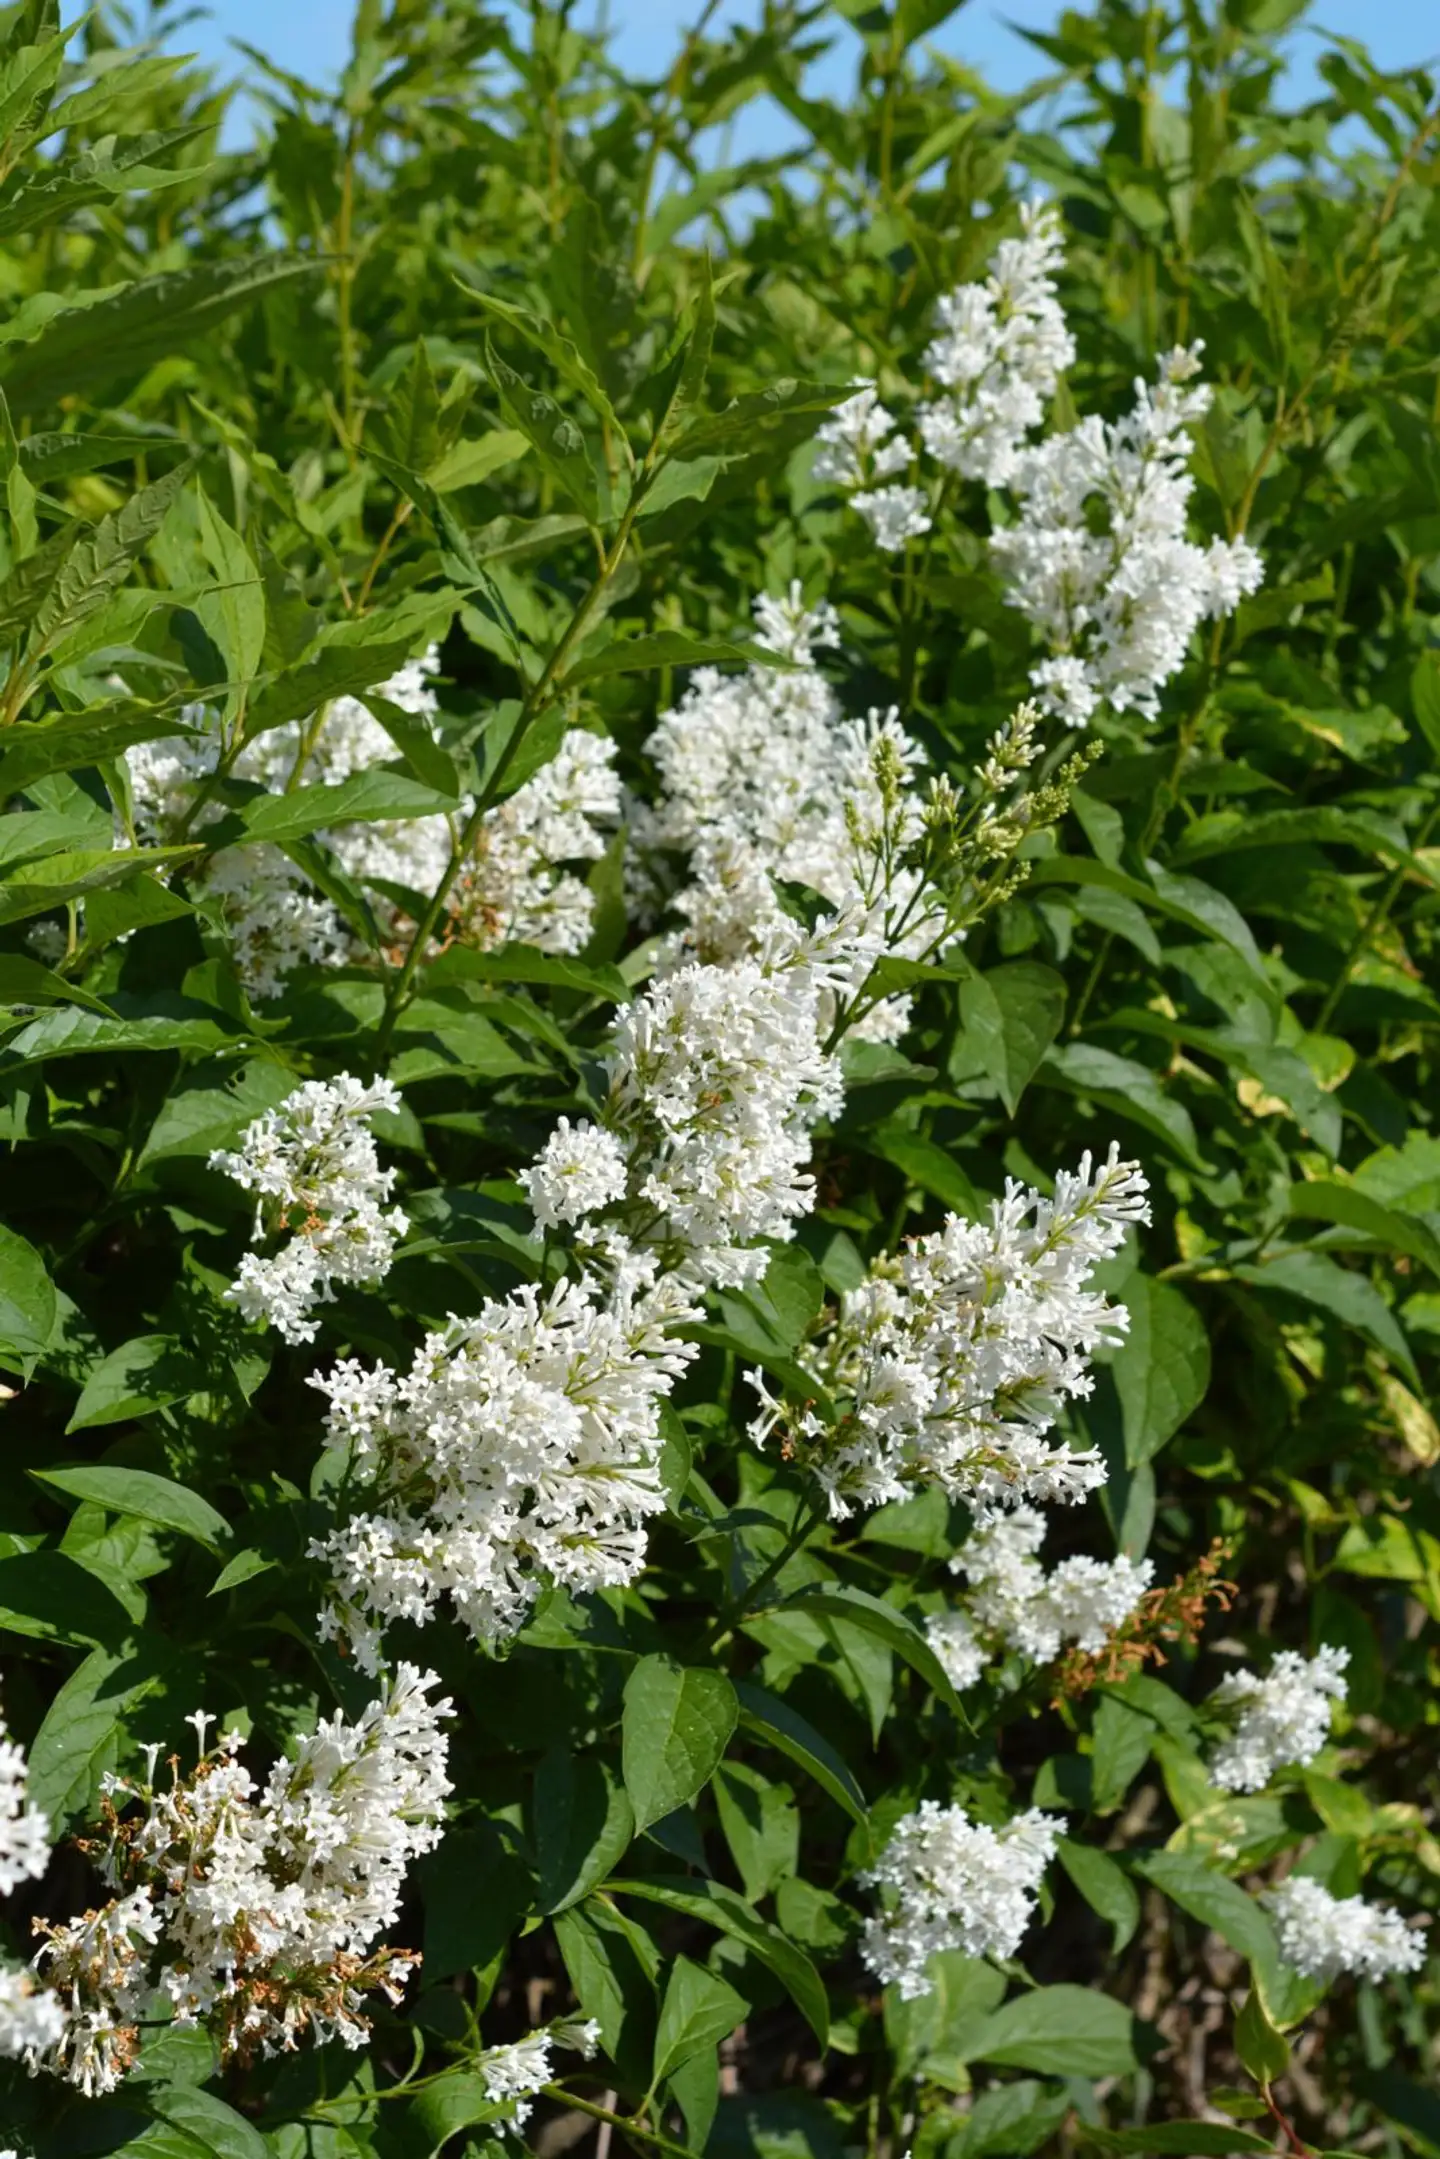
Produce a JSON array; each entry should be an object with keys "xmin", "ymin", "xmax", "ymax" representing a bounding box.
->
[
  {"xmin": 523, "ymin": 1117, "xmax": 629, "ymax": 1231},
  {"xmin": 0, "ymin": 1708, "xmax": 50, "ymax": 1895},
  {"xmin": 1265, "ymin": 1876, "xmax": 1425, "ymax": 1984},
  {"xmin": 1207, "ymin": 1646, "xmax": 1349, "ymax": 1793},
  {"xmin": 754, "ymin": 1145, "xmax": 1149, "ymax": 1517},
  {"xmin": 210, "ymin": 1073, "xmax": 409, "ymax": 1345},
  {"xmin": 852, "ymin": 483, "xmax": 932, "ymax": 553},
  {"xmin": 860, "ymin": 1800, "xmax": 1061, "ymax": 1997}
]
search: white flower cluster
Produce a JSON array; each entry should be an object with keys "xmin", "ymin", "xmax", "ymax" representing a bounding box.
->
[
  {"xmin": 630, "ymin": 586, "xmax": 937, "ymax": 1043},
  {"xmin": 479, "ymin": 2017, "xmax": 601, "ymax": 2127},
  {"xmin": 19, "ymin": 1668, "xmax": 451, "ymax": 2095},
  {"xmin": 819, "ymin": 207, "xmax": 1265, "ymax": 726},
  {"xmin": 918, "ymin": 201, "xmax": 1075, "ymax": 486},
  {"xmin": 752, "ymin": 1145, "xmax": 1149, "ymax": 1518},
  {"xmin": 925, "ymin": 1504, "xmax": 1153, "ymax": 1688},
  {"xmin": 309, "ymin": 1273, "xmax": 699, "ymax": 1669},
  {"xmin": 0, "ymin": 1706, "xmax": 50, "ymax": 1895},
  {"xmin": 1207, "ymin": 1645, "xmax": 1349, "ymax": 1793},
  {"xmin": 211, "ymin": 1073, "xmax": 408, "ymax": 1344},
  {"xmin": 600, "ymin": 918, "xmax": 848, "ymax": 1289},
  {"xmin": 0, "ymin": 1967, "xmax": 65, "ymax": 2064},
  {"xmin": 990, "ymin": 343, "xmax": 1265, "ymax": 725},
  {"xmin": 125, "ymin": 651, "xmax": 620, "ymax": 996},
  {"xmin": 814, "ymin": 384, "xmax": 931, "ymax": 553},
  {"xmin": 1264, "ymin": 1876, "xmax": 1425, "ymax": 1985},
  {"xmin": 129, "ymin": 711, "xmax": 350, "ymax": 1000},
  {"xmin": 860, "ymin": 1799, "xmax": 1061, "ymax": 1998}
]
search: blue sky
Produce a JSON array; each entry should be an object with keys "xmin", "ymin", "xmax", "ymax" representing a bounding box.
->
[{"xmin": 181, "ymin": 0, "xmax": 1436, "ymax": 140}]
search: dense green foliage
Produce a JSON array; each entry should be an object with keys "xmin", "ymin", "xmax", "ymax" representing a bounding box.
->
[{"xmin": 1, "ymin": 1, "xmax": 1439, "ymax": 2155}]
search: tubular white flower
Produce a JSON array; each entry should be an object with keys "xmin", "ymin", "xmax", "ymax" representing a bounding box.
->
[
  {"xmin": 211, "ymin": 1073, "xmax": 409, "ymax": 1345},
  {"xmin": 1208, "ymin": 1645, "xmax": 1349, "ymax": 1793},
  {"xmin": 860, "ymin": 1800, "xmax": 1061, "ymax": 1997},
  {"xmin": 1265, "ymin": 1876, "xmax": 1425, "ymax": 1984},
  {"xmin": 0, "ymin": 1708, "xmax": 50, "ymax": 1896},
  {"xmin": 753, "ymin": 1145, "xmax": 1149, "ymax": 1517}
]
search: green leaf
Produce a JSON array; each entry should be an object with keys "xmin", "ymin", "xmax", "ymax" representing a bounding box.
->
[
  {"xmin": 1040, "ymin": 1042, "xmax": 1206, "ymax": 1169},
  {"xmin": 534, "ymin": 1749, "xmax": 635, "ymax": 1915},
  {"xmin": 714, "ymin": 1760, "xmax": 800, "ymax": 1904},
  {"xmin": 653, "ymin": 1953, "xmax": 748, "ymax": 2086},
  {"xmin": 194, "ymin": 482, "xmax": 265, "ymax": 717},
  {"xmin": 0, "ymin": 1221, "xmax": 55, "ymax": 1372},
  {"xmin": 958, "ymin": 961, "xmax": 1066, "ymax": 1115},
  {"xmin": 1058, "ymin": 1838, "xmax": 1140, "ymax": 1953},
  {"xmin": 228, "ymin": 768, "xmax": 458, "ymax": 848},
  {"xmin": 27, "ymin": 457, "xmax": 194, "ymax": 664},
  {"xmin": 31, "ymin": 1464, "xmax": 230, "ymax": 1549},
  {"xmin": 1287, "ymin": 1179, "xmax": 1440, "ymax": 1281},
  {"xmin": 241, "ymin": 596, "xmax": 453, "ymax": 739},
  {"xmin": 26, "ymin": 1637, "xmax": 173, "ymax": 1824},
  {"xmin": 149, "ymin": 2087, "xmax": 268, "ymax": 2159},
  {"xmin": 787, "ymin": 1582, "xmax": 970, "ymax": 1720},
  {"xmin": 1083, "ymin": 2128, "xmax": 1275, "ymax": 2156},
  {"xmin": 963, "ymin": 1986, "xmax": 1146, "ymax": 2076},
  {"xmin": 0, "ymin": 951, "xmax": 113, "ymax": 1015},
  {"xmin": 0, "ymin": 1549, "xmax": 138, "ymax": 1646},
  {"xmin": 734, "ymin": 1679, "xmax": 868, "ymax": 1824},
  {"xmin": 1411, "ymin": 650, "xmax": 1440, "ymax": 758},
  {"xmin": 485, "ymin": 335, "xmax": 600, "ymax": 523},
  {"xmin": 1134, "ymin": 1852, "xmax": 1277, "ymax": 1971},
  {"xmin": 0, "ymin": 254, "xmax": 323, "ymax": 409},
  {"xmin": 1110, "ymin": 1277, "xmax": 1211, "ymax": 1466},
  {"xmin": 418, "ymin": 1822, "xmax": 534, "ymax": 1978},
  {"xmin": 0, "ymin": 843, "xmax": 198, "ymax": 927},
  {"xmin": 0, "ymin": 704, "xmax": 193, "ymax": 795},
  {"xmin": 862, "ymin": 1121, "xmax": 982, "ymax": 1217},
  {"xmin": 606, "ymin": 1875, "xmax": 828, "ymax": 2047},
  {"xmin": 66, "ymin": 1335, "xmax": 206, "ymax": 1431},
  {"xmin": 458, "ymin": 280, "xmax": 630, "ymax": 462},
  {"xmin": 562, "ymin": 630, "xmax": 785, "ymax": 688},
  {"xmin": 672, "ymin": 377, "xmax": 857, "ymax": 457},
  {"xmin": 1235, "ymin": 1987, "xmax": 1289, "ymax": 2087},
  {"xmin": 1231, "ymin": 1249, "xmax": 1417, "ymax": 1383},
  {"xmin": 622, "ymin": 1655, "xmax": 737, "ymax": 1831}
]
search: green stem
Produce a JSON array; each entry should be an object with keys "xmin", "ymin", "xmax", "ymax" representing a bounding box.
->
[{"xmin": 548, "ymin": 2087, "xmax": 696, "ymax": 2159}]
